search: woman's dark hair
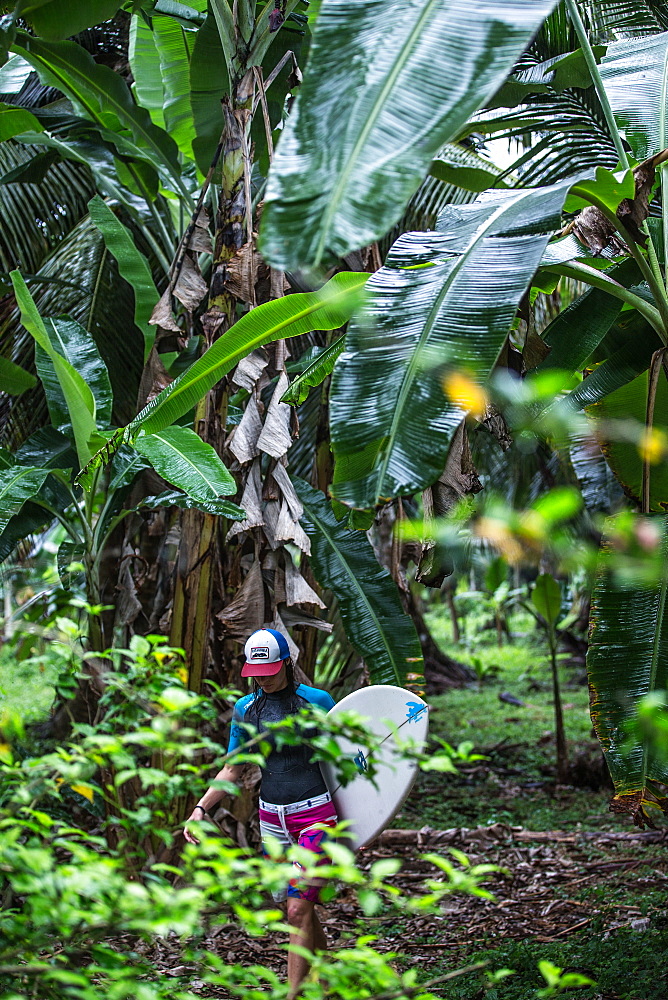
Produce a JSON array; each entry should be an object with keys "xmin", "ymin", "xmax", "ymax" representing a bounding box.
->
[{"xmin": 247, "ymin": 657, "xmax": 300, "ymax": 726}]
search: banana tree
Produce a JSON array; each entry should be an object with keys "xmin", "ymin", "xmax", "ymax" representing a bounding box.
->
[
  {"xmin": 257, "ymin": 0, "xmax": 668, "ymax": 821},
  {"xmin": 1, "ymin": 272, "xmax": 245, "ymax": 658}
]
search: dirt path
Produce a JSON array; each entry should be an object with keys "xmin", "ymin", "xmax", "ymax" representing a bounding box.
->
[{"xmin": 145, "ymin": 824, "xmax": 668, "ymax": 997}]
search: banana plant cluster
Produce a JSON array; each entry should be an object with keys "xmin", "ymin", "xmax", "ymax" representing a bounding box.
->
[
  {"xmin": 257, "ymin": 0, "xmax": 668, "ymax": 821},
  {"xmin": 3, "ymin": 0, "xmax": 668, "ymax": 817},
  {"xmin": 1, "ymin": 271, "xmax": 246, "ymax": 648}
]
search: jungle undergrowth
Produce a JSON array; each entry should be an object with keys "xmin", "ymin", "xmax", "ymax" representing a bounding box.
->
[{"xmin": 396, "ymin": 603, "xmax": 628, "ymax": 833}]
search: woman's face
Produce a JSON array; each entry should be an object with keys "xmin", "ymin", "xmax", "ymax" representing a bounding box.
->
[{"xmin": 255, "ymin": 662, "xmax": 288, "ymax": 694}]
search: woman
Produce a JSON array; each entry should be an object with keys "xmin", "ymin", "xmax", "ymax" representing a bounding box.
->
[{"xmin": 184, "ymin": 628, "xmax": 337, "ymax": 997}]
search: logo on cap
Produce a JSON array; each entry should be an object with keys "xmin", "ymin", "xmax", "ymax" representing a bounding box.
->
[{"xmin": 251, "ymin": 646, "xmax": 270, "ymax": 659}]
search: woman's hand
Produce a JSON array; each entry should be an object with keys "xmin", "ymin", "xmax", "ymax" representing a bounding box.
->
[{"xmin": 183, "ymin": 809, "xmax": 205, "ymax": 844}]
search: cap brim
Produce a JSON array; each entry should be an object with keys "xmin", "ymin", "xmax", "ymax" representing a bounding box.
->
[{"xmin": 241, "ymin": 659, "xmax": 284, "ymax": 678}]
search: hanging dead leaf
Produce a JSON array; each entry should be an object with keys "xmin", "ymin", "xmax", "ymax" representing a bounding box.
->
[
  {"xmin": 523, "ymin": 331, "xmax": 551, "ymax": 370},
  {"xmin": 482, "ymin": 404, "xmax": 513, "ymax": 450},
  {"xmin": 137, "ymin": 346, "xmax": 174, "ymax": 410},
  {"xmin": 216, "ymin": 559, "xmax": 266, "ymax": 640},
  {"xmin": 572, "ymin": 150, "xmax": 668, "ymax": 254},
  {"xmin": 284, "ymin": 549, "xmax": 325, "ymax": 607},
  {"xmin": 226, "ymin": 460, "xmax": 264, "ymax": 539},
  {"xmin": 432, "ymin": 420, "xmax": 482, "ymax": 516},
  {"xmin": 279, "ymin": 605, "xmax": 333, "ymax": 632},
  {"xmin": 572, "ymin": 206, "xmax": 626, "ymax": 256},
  {"xmin": 617, "ymin": 149, "xmax": 668, "ymax": 246},
  {"xmin": 228, "ymin": 393, "xmax": 263, "ymax": 464},
  {"xmin": 187, "ymin": 206, "xmax": 213, "ymax": 253},
  {"xmin": 149, "ymin": 287, "xmax": 182, "ymax": 333},
  {"xmin": 257, "ymin": 371, "xmax": 293, "ymax": 458},
  {"xmin": 232, "ymin": 350, "xmax": 269, "ymax": 392},
  {"xmin": 270, "ymin": 461, "xmax": 303, "ymax": 520},
  {"xmin": 173, "ymin": 252, "xmax": 208, "ymax": 311},
  {"xmin": 274, "ymin": 499, "xmax": 311, "ymax": 554},
  {"xmin": 200, "ymin": 308, "xmax": 226, "ymax": 343},
  {"xmin": 225, "ymin": 240, "xmax": 269, "ymax": 305}
]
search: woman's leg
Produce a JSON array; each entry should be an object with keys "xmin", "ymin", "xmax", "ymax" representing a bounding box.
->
[{"xmin": 286, "ymin": 896, "xmax": 318, "ymax": 999}]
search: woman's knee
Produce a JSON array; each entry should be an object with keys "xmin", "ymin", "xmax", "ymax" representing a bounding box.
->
[{"xmin": 286, "ymin": 896, "xmax": 313, "ymax": 928}]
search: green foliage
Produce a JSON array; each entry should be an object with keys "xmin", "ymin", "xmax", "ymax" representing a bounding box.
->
[
  {"xmin": 588, "ymin": 515, "xmax": 668, "ymax": 821},
  {"xmin": 329, "ymin": 180, "xmax": 577, "ymax": 509},
  {"xmin": 0, "ymin": 625, "xmax": 501, "ymax": 1000},
  {"xmin": 260, "ymin": 0, "xmax": 558, "ymax": 271},
  {"xmin": 601, "ymin": 30, "xmax": 668, "ymax": 160},
  {"xmin": 294, "ymin": 477, "xmax": 423, "ymax": 685},
  {"xmin": 77, "ymin": 271, "xmax": 368, "ymax": 487},
  {"xmin": 87, "ymin": 195, "xmax": 159, "ymax": 361},
  {"xmin": 281, "ymin": 335, "xmax": 346, "ymax": 406},
  {"xmin": 531, "ymin": 574, "xmax": 563, "ymax": 628}
]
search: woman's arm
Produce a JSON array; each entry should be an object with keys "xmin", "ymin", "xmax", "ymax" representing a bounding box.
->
[{"xmin": 183, "ymin": 762, "xmax": 245, "ymax": 844}]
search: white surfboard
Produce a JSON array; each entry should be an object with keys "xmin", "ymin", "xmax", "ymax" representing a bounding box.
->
[{"xmin": 320, "ymin": 685, "xmax": 429, "ymax": 851}]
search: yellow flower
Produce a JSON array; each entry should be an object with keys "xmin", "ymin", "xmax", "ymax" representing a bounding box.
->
[
  {"xmin": 442, "ymin": 371, "xmax": 488, "ymax": 419},
  {"xmin": 638, "ymin": 427, "xmax": 668, "ymax": 465}
]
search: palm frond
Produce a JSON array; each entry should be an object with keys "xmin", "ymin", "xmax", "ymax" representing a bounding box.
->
[
  {"xmin": 0, "ymin": 213, "xmax": 146, "ymax": 449},
  {"xmin": 0, "ymin": 139, "xmax": 95, "ymax": 276}
]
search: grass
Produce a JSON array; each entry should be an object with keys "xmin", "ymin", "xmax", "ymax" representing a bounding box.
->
[
  {"xmin": 0, "ymin": 645, "xmax": 58, "ymax": 725},
  {"xmin": 438, "ymin": 929, "xmax": 668, "ymax": 1000},
  {"xmin": 397, "ymin": 603, "xmax": 630, "ymax": 832},
  {"xmin": 389, "ymin": 601, "xmax": 668, "ymax": 999}
]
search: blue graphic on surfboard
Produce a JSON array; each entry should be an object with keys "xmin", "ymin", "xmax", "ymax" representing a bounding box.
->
[{"xmin": 319, "ymin": 685, "xmax": 429, "ymax": 851}]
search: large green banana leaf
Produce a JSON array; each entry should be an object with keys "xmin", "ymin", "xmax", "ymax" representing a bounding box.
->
[
  {"xmin": 259, "ymin": 0, "xmax": 558, "ymax": 272},
  {"xmin": 281, "ymin": 335, "xmax": 345, "ymax": 406},
  {"xmin": 0, "ymin": 500, "xmax": 52, "ymax": 563},
  {"xmin": 0, "ymin": 465, "xmax": 49, "ymax": 534},
  {"xmin": 330, "ymin": 180, "xmax": 576, "ymax": 510},
  {"xmin": 134, "ymin": 425, "xmax": 238, "ymax": 505},
  {"xmin": 88, "ymin": 195, "xmax": 159, "ymax": 361},
  {"xmin": 0, "ymin": 139, "xmax": 94, "ymax": 277},
  {"xmin": 0, "ymin": 102, "xmax": 41, "ymax": 141},
  {"xmin": 1, "ymin": 213, "xmax": 145, "ymax": 450},
  {"xmin": 600, "ymin": 31, "xmax": 668, "ymax": 160},
  {"xmin": 76, "ymin": 271, "xmax": 367, "ymax": 488},
  {"xmin": 151, "ymin": 13, "xmax": 199, "ymax": 159},
  {"xmin": 562, "ymin": 335, "xmax": 661, "ymax": 413},
  {"xmin": 17, "ymin": 1, "xmax": 123, "ymax": 41},
  {"xmin": 189, "ymin": 12, "xmax": 228, "ymax": 173},
  {"xmin": 293, "ymin": 477, "xmax": 423, "ymax": 685},
  {"xmin": 0, "ymin": 356, "xmax": 36, "ymax": 395},
  {"xmin": 11, "ymin": 272, "xmax": 99, "ymax": 467},
  {"xmin": 588, "ymin": 518, "xmax": 668, "ymax": 822},
  {"xmin": 591, "ymin": 367, "xmax": 668, "ymax": 511},
  {"xmin": 129, "ymin": 15, "xmax": 166, "ymax": 130},
  {"xmin": 33, "ymin": 316, "xmax": 113, "ymax": 433},
  {"xmin": 537, "ymin": 260, "xmax": 643, "ymax": 375},
  {"xmin": 15, "ymin": 426, "xmax": 77, "ymax": 470},
  {"xmin": 138, "ymin": 489, "xmax": 244, "ymax": 519},
  {"xmin": 11, "ymin": 32, "xmax": 182, "ymax": 188}
]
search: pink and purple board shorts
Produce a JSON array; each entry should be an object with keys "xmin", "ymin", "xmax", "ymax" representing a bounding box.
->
[{"xmin": 259, "ymin": 791, "xmax": 337, "ymax": 902}]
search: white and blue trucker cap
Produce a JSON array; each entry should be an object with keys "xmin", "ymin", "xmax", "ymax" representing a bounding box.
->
[{"xmin": 242, "ymin": 628, "xmax": 290, "ymax": 677}]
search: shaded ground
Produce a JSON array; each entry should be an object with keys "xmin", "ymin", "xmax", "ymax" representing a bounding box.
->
[{"xmin": 138, "ymin": 824, "xmax": 668, "ymax": 1000}]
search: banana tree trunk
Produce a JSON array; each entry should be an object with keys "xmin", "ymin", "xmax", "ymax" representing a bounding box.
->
[{"xmin": 169, "ymin": 74, "xmax": 255, "ymax": 695}]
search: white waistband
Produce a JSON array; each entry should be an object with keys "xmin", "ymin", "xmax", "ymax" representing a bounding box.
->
[{"xmin": 259, "ymin": 791, "xmax": 332, "ymax": 815}]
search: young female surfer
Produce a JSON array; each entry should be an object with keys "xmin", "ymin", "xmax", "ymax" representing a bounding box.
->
[{"xmin": 184, "ymin": 628, "xmax": 337, "ymax": 997}]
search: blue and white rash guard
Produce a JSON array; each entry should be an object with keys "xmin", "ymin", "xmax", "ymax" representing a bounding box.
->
[{"xmin": 227, "ymin": 684, "xmax": 335, "ymax": 805}]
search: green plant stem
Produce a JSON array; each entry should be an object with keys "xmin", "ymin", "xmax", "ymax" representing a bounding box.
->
[
  {"xmin": 565, "ymin": 0, "xmax": 628, "ymax": 169},
  {"xmin": 596, "ymin": 205, "xmax": 668, "ymax": 332},
  {"xmin": 30, "ymin": 500, "xmax": 82, "ymax": 543},
  {"xmin": 549, "ymin": 627, "xmax": 569, "ymax": 784},
  {"xmin": 543, "ymin": 262, "xmax": 665, "ymax": 337},
  {"xmin": 566, "ymin": 0, "xmax": 666, "ymax": 289},
  {"xmin": 92, "ymin": 509, "xmax": 134, "ymax": 577}
]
